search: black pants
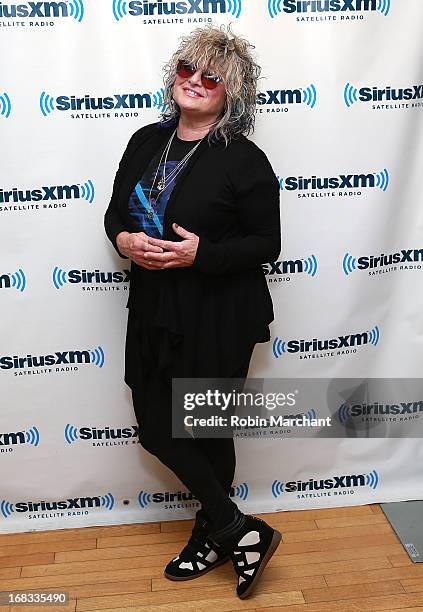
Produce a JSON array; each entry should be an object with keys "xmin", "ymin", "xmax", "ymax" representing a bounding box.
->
[{"xmin": 130, "ymin": 338, "xmax": 253, "ymax": 529}]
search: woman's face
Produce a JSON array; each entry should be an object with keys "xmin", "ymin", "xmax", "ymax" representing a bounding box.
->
[{"xmin": 172, "ymin": 60, "xmax": 226, "ymax": 120}]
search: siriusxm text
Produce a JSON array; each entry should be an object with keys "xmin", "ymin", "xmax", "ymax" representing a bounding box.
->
[
  {"xmin": 285, "ymin": 334, "xmax": 371, "ymax": 352},
  {"xmin": 53, "ymin": 94, "xmax": 153, "ymax": 111},
  {"xmin": 357, "ymin": 249, "xmax": 423, "ymax": 269},
  {"xmin": 66, "ymin": 270, "xmax": 129, "ymax": 284},
  {"xmin": 284, "ymin": 474, "xmax": 373, "ymax": 491},
  {"xmin": 13, "ymin": 498, "xmax": 105, "ymax": 512},
  {"xmin": 283, "ymin": 173, "xmax": 380, "ymax": 190},
  {"xmin": 1, "ymin": 351, "xmax": 91, "ymax": 369},
  {"xmin": 123, "ymin": 0, "xmax": 226, "ymax": 16},
  {"xmin": 359, "ymin": 85, "xmax": 423, "ymax": 102},
  {"xmin": 348, "ymin": 402, "xmax": 423, "ymax": 416},
  {"xmin": 1, "ymin": 186, "xmax": 83, "ymax": 203},
  {"xmin": 282, "ymin": 0, "xmax": 379, "ymax": 12},
  {"xmin": 257, "ymin": 90, "xmax": 302, "ymax": 105},
  {"xmin": 141, "ymin": 487, "xmax": 240, "ymax": 504},
  {"xmin": 262, "ymin": 260, "xmax": 304, "ymax": 275},
  {"xmin": 77, "ymin": 426, "xmax": 138, "ymax": 440},
  {"xmin": 0, "ymin": 2, "xmax": 71, "ymax": 17}
]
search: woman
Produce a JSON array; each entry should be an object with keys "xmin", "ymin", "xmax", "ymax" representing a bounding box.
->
[{"xmin": 104, "ymin": 25, "xmax": 282, "ymax": 599}]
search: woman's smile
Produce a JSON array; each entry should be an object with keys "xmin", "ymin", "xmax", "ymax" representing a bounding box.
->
[{"xmin": 183, "ymin": 87, "xmax": 204, "ymax": 98}]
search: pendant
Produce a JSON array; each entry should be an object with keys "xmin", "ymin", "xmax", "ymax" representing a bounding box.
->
[
  {"xmin": 147, "ymin": 210, "xmax": 154, "ymax": 220},
  {"xmin": 157, "ymin": 180, "xmax": 165, "ymax": 190}
]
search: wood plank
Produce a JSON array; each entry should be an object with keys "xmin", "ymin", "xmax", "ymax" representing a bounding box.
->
[
  {"xmin": 0, "ymin": 567, "xmax": 21, "ymax": 578},
  {"xmin": 272, "ymin": 532, "xmax": 399, "ymax": 554},
  {"xmin": 255, "ymin": 507, "xmax": 374, "ymax": 522},
  {"xmin": 0, "ymin": 540, "xmax": 97, "ymax": 558},
  {"xmin": 96, "ymin": 530, "xmax": 200, "ymax": 549},
  {"xmin": 257, "ymin": 592, "xmax": 423, "ymax": 611},
  {"xmin": 75, "ymin": 588, "xmax": 304, "ymax": 611},
  {"xmin": 3, "ymin": 602, "xmax": 75, "ymax": 612},
  {"xmin": 0, "ymin": 553, "xmax": 54, "ymax": 570},
  {"xmin": 401, "ymin": 577, "xmax": 423, "ymax": 592},
  {"xmin": 0, "ymin": 582, "xmax": 150, "ymax": 608},
  {"xmin": 314, "ymin": 514, "xmax": 387, "ymax": 529},
  {"xmin": 253, "ymin": 520, "xmax": 319, "ymax": 533},
  {"xmin": 326, "ymin": 564, "xmax": 423, "ymax": 587},
  {"xmin": 266, "ymin": 545, "xmax": 402, "ymax": 567},
  {"xmin": 160, "ymin": 518, "xmax": 194, "ymax": 532},
  {"xmin": 56, "ymin": 541, "xmax": 186, "ymax": 563},
  {"xmin": 303, "ymin": 579, "xmax": 405, "ymax": 603},
  {"xmin": 281, "ymin": 523, "xmax": 393, "ymax": 543},
  {"xmin": 0, "ymin": 523, "xmax": 160, "ymax": 545},
  {"xmin": 65, "ymin": 580, "xmax": 151, "ymax": 598},
  {"xmin": 0, "ymin": 570, "xmax": 153, "ymax": 590},
  {"xmin": 22, "ymin": 553, "xmax": 173, "ymax": 577},
  {"xmin": 388, "ymin": 553, "xmax": 413, "ymax": 567}
]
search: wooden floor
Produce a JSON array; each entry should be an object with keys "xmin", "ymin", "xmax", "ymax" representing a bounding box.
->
[{"xmin": 0, "ymin": 504, "xmax": 423, "ymax": 611}]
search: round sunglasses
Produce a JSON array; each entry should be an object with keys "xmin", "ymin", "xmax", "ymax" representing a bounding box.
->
[{"xmin": 176, "ymin": 60, "xmax": 223, "ymax": 90}]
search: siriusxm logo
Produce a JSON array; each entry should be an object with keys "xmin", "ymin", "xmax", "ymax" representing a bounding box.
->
[
  {"xmin": 0, "ymin": 181, "xmax": 95, "ymax": 205},
  {"xmin": 338, "ymin": 401, "xmax": 423, "ymax": 423},
  {"xmin": 0, "ymin": 269, "xmax": 26, "ymax": 292},
  {"xmin": 65, "ymin": 424, "xmax": 138, "ymax": 444},
  {"xmin": 0, "ymin": 346, "xmax": 105, "ymax": 370},
  {"xmin": 40, "ymin": 89, "xmax": 166, "ymax": 115},
  {"xmin": 273, "ymin": 325, "xmax": 380, "ymax": 357},
  {"xmin": 0, "ymin": 426, "xmax": 40, "ymax": 447},
  {"xmin": 271, "ymin": 469, "xmax": 379, "ymax": 496},
  {"xmin": 0, "ymin": 93, "xmax": 11, "ymax": 119},
  {"xmin": 0, "ymin": 492, "xmax": 114, "ymax": 518},
  {"xmin": 138, "ymin": 482, "xmax": 249, "ymax": 508},
  {"xmin": 268, "ymin": 0, "xmax": 390, "ymax": 18},
  {"xmin": 279, "ymin": 169, "xmax": 389, "ymax": 192},
  {"xmin": 52, "ymin": 267, "xmax": 129, "ymax": 289},
  {"xmin": 0, "ymin": 0, "xmax": 84, "ymax": 20},
  {"xmin": 343, "ymin": 249, "xmax": 423, "ymax": 275},
  {"xmin": 112, "ymin": 0, "xmax": 241, "ymax": 21},
  {"xmin": 262, "ymin": 256, "xmax": 318, "ymax": 278},
  {"xmin": 344, "ymin": 83, "xmax": 423, "ymax": 107},
  {"xmin": 257, "ymin": 84, "xmax": 317, "ymax": 109}
]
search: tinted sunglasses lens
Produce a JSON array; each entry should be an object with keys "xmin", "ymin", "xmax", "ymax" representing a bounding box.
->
[
  {"xmin": 177, "ymin": 61, "xmax": 195, "ymax": 78},
  {"xmin": 201, "ymin": 76, "xmax": 220, "ymax": 90}
]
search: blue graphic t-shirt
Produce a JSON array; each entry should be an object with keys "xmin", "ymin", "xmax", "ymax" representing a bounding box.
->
[{"xmin": 128, "ymin": 135, "xmax": 201, "ymax": 238}]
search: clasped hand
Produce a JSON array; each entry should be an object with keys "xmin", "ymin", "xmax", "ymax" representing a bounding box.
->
[{"xmin": 117, "ymin": 223, "xmax": 199, "ymax": 270}]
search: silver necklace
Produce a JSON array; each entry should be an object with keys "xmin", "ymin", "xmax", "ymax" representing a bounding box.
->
[{"xmin": 147, "ymin": 129, "xmax": 206, "ymax": 220}]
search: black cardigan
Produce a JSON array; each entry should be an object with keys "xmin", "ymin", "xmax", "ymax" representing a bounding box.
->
[{"xmin": 104, "ymin": 120, "xmax": 281, "ymax": 378}]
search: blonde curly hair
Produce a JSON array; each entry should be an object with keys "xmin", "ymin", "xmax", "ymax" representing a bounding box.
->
[{"xmin": 160, "ymin": 24, "xmax": 261, "ymax": 145}]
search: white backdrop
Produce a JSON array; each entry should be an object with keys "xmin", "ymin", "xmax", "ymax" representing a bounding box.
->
[{"xmin": 1, "ymin": 0, "xmax": 423, "ymax": 534}]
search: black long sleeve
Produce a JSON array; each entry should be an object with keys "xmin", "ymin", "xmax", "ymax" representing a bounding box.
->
[
  {"xmin": 104, "ymin": 126, "xmax": 150, "ymax": 259},
  {"xmin": 191, "ymin": 147, "xmax": 281, "ymax": 275}
]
